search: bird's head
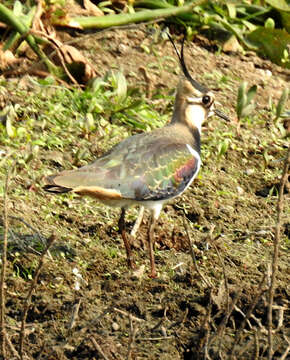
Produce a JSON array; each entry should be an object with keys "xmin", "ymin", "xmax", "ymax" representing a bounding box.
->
[{"xmin": 169, "ymin": 34, "xmax": 229, "ymax": 132}]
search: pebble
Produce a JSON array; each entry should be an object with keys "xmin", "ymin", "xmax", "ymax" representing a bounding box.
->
[
  {"xmin": 245, "ymin": 169, "xmax": 255, "ymax": 176},
  {"xmin": 236, "ymin": 186, "xmax": 244, "ymax": 195},
  {"xmin": 112, "ymin": 322, "xmax": 120, "ymax": 331}
]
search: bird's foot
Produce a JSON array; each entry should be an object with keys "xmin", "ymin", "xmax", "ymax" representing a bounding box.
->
[
  {"xmin": 127, "ymin": 258, "xmax": 137, "ymax": 270},
  {"xmin": 148, "ymin": 269, "xmax": 157, "ymax": 278}
]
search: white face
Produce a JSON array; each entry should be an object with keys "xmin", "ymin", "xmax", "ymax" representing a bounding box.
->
[{"xmin": 185, "ymin": 92, "xmax": 215, "ymax": 133}]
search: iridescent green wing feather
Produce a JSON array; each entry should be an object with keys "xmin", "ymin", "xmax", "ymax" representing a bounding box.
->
[
  {"xmin": 45, "ymin": 132, "xmax": 200, "ymax": 201},
  {"xmin": 116, "ymin": 140, "xmax": 200, "ymax": 201}
]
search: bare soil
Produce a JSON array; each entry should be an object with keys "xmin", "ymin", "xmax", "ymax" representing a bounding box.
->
[{"xmin": 0, "ymin": 26, "xmax": 289, "ymax": 359}]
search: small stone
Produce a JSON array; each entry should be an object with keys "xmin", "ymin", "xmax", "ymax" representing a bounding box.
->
[
  {"xmin": 160, "ymin": 326, "xmax": 167, "ymax": 337},
  {"xmin": 245, "ymin": 169, "xmax": 255, "ymax": 176},
  {"xmin": 112, "ymin": 322, "xmax": 120, "ymax": 331},
  {"xmin": 236, "ymin": 186, "xmax": 244, "ymax": 195},
  {"xmin": 118, "ymin": 44, "xmax": 129, "ymax": 54}
]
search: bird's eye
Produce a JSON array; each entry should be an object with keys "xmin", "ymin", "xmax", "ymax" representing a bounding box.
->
[{"xmin": 202, "ymin": 95, "xmax": 211, "ymax": 106}]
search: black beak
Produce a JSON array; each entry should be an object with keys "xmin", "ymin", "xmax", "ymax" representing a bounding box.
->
[{"xmin": 214, "ymin": 109, "xmax": 230, "ymax": 121}]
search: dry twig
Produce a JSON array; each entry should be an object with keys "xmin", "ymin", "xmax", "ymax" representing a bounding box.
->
[
  {"xmin": 211, "ymin": 239, "xmax": 229, "ymax": 313},
  {"xmin": 230, "ymin": 273, "xmax": 267, "ymax": 359},
  {"xmin": 279, "ymin": 335, "xmax": 290, "ymax": 360},
  {"xmin": 202, "ymin": 289, "xmax": 213, "ymax": 360},
  {"xmin": 208, "ymin": 289, "xmax": 242, "ymax": 349},
  {"xmin": 19, "ymin": 233, "xmax": 56, "ymax": 359},
  {"xmin": 139, "ymin": 336, "xmax": 174, "ymax": 341},
  {"xmin": 183, "ymin": 216, "xmax": 212, "ymax": 288},
  {"xmin": 89, "ymin": 336, "xmax": 110, "ymax": 360},
  {"xmin": 267, "ymin": 146, "xmax": 290, "ymax": 360},
  {"xmin": 126, "ymin": 314, "xmax": 139, "ymax": 360},
  {"xmin": 5, "ymin": 333, "xmax": 20, "ymax": 359},
  {"xmin": 67, "ymin": 298, "xmax": 81, "ymax": 331},
  {"xmin": 113, "ymin": 307, "xmax": 144, "ymax": 323},
  {"xmin": 9, "ymin": 216, "xmax": 46, "ymax": 245},
  {"xmin": 0, "ymin": 172, "xmax": 10, "ymax": 359},
  {"xmin": 254, "ymin": 330, "xmax": 260, "ymax": 360}
]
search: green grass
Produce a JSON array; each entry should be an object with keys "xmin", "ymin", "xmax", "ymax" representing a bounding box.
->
[{"xmin": 0, "ymin": 71, "xmax": 171, "ymax": 182}]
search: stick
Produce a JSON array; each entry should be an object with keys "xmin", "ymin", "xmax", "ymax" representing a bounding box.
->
[
  {"xmin": 5, "ymin": 333, "xmax": 20, "ymax": 359},
  {"xmin": 19, "ymin": 234, "xmax": 56, "ymax": 359},
  {"xmin": 208, "ymin": 289, "xmax": 242, "ymax": 348},
  {"xmin": 267, "ymin": 146, "xmax": 290, "ymax": 360},
  {"xmin": 89, "ymin": 336, "xmax": 110, "ymax": 360},
  {"xmin": 211, "ymin": 240, "xmax": 229, "ymax": 313},
  {"xmin": 0, "ymin": 172, "xmax": 10, "ymax": 358},
  {"xmin": 67, "ymin": 299, "xmax": 81, "ymax": 331},
  {"xmin": 183, "ymin": 216, "xmax": 212, "ymax": 288},
  {"xmin": 113, "ymin": 307, "xmax": 144, "ymax": 323},
  {"xmin": 230, "ymin": 273, "xmax": 267, "ymax": 359},
  {"xmin": 126, "ymin": 314, "xmax": 138, "ymax": 360}
]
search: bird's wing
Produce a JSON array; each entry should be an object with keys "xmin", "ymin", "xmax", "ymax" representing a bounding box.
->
[{"xmin": 44, "ymin": 134, "xmax": 200, "ymax": 202}]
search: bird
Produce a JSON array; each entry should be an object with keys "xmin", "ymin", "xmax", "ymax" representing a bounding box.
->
[{"xmin": 43, "ymin": 35, "xmax": 229, "ymax": 278}]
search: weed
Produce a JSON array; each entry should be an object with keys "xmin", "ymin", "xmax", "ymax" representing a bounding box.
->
[{"xmin": 236, "ymin": 81, "xmax": 257, "ymax": 121}]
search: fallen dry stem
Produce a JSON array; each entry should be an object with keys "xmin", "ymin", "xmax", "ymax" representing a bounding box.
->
[
  {"xmin": 127, "ymin": 314, "xmax": 139, "ymax": 360},
  {"xmin": 254, "ymin": 330, "xmax": 260, "ymax": 360},
  {"xmin": 113, "ymin": 307, "xmax": 144, "ymax": 323},
  {"xmin": 208, "ymin": 289, "xmax": 242, "ymax": 348},
  {"xmin": 89, "ymin": 336, "xmax": 110, "ymax": 360},
  {"xmin": 9, "ymin": 216, "xmax": 46, "ymax": 245},
  {"xmin": 139, "ymin": 336, "xmax": 174, "ymax": 341},
  {"xmin": 202, "ymin": 289, "xmax": 213, "ymax": 360},
  {"xmin": 67, "ymin": 298, "xmax": 81, "ymax": 331},
  {"xmin": 0, "ymin": 172, "xmax": 10, "ymax": 358},
  {"xmin": 5, "ymin": 333, "xmax": 20, "ymax": 359},
  {"xmin": 183, "ymin": 216, "xmax": 212, "ymax": 288},
  {"xmin": 19, "ymin": 233, "xmax": 56, "ymax": 359},
  {"xmin": 211, "ymin": 240, "xmax": 229, "ymax": 357},
  {"xmin": 211, "ymin": 240, "xmax": 229, "ymax": 312},
  {"xmin": 267, "ymin": 146, "xmax": 290, "ymax": 360},
  {"xmin": 230, "ymin": 273, "xmax": 267, "ymax": 359},
  {"xmin": 279, "ymin": 335, "xmax": 290, "ymax": 360}
]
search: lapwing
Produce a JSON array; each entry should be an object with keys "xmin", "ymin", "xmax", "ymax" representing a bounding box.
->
[{"xmin": 44, "ymin": 35, "xmax": 229, "ymax": 278}]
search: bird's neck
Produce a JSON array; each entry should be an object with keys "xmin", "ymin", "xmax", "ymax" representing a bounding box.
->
[{"xmin": 170, "ymin": 99, "xmax": 203, "ymax": 153}]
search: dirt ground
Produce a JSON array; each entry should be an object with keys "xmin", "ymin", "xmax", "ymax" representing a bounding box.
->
[{"xmin": 0, "ymin": 26, "xmax": 289, "ymax": 359}]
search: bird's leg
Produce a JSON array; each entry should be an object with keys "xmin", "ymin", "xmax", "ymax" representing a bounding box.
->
[
  {"xmin": 147, "ymin": 205, "xmax": 162, "ymax": 278},
  {"xmin": 118, "ymin": 208, "xmax": 136, "ymax": 269},
  {"xmin": 130, "ymin": 206, "xmax": 144, "ymax": 238}
]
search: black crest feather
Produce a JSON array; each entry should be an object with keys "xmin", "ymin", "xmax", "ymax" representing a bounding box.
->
[{"xmin": 168, "ymin": 33, "xmax": 209, "ymax": 94}]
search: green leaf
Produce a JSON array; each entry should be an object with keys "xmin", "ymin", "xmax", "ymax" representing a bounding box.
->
[
  {"xmin": 13, "ymin": 0, "xmax": 23, "ymax": 16},
  {"xmin": 246, "ymin": 85, "xmax": 257, "ymax": 104},
  {"xmin": 115, "ymin": 71, "xmax": 127, "ymax": 103},
  {"xmin": 247, "ymin": 27, "xmax": 290, "ymax": 68},
  {"xmin": 241, "ymin": 103, "xmax": 255, "ymax": 118},
  {"xmin": 236, "ymin": 82, "xmax": 248, "ymax": 120},
  {"xmin": 265, "ymin": 0, "xmax": 290, "ymax": 12},
  {"xmin": 226, "ymin": 3, "xmax": 236, "ymax": 18},
  {"xmin": 276, "ymin": 88, "xmax": 289, "ymax": 120},
  {"xmin": 6, "ymin": 116, "xmax": 15, "ymax": 138},
  {"xmin": 281, "ymin": 110, "xmax": 290, "ymax": 118},
  {"xmin": 281, "ymin": 12, "xmax": 290, "ymax": 32},
  {"xmin": 264, "ymin": 18, "xmax": 275, "ymax": 29},
  {"xmin": 277, "ymin": 122, "xmax": 286, "ymax": 137},
  {"xmin": 241, "ymin": 19, "xmax": 257, "ymax": 32},
  {"xmin": 217, "ymin": 139, "xmax": 229, "ymax": 158}
]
